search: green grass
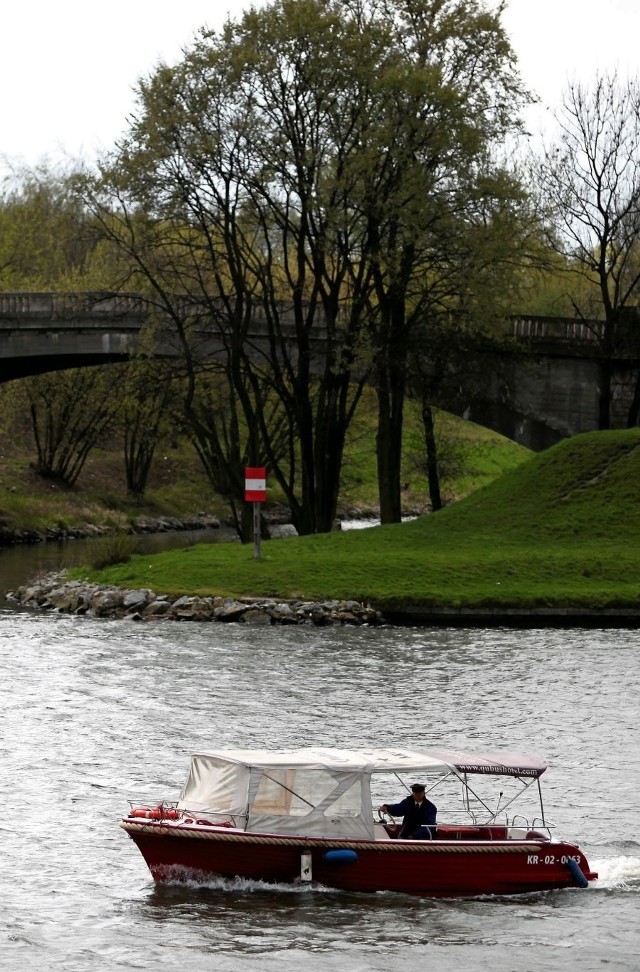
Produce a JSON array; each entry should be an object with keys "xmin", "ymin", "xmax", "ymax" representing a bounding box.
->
[
  {"xmin": 0, "ymin": 403, "xmax": 528, "ymax": 533},
  {"xmin": 0, "ymin": 442, "xmax": 228, "ymax": 532},
  {"xmin": 339, "ymin": 395, "xmax": 529, "ymax": 509},
  {"xmin": 80, "ymin": 429, "xmax": 640, "ymax": 610}
]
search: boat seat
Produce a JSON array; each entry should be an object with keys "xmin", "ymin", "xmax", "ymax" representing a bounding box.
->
[
  {"xmin": 373, "ymin": 823, "xmax": 394, "ymax": 841},
  {"xmin": 381, "ymin": 822, "xmax": 402, "ymax": 839},
  {"xmin": 381, "ymin": 823, "xmax": 523, "ymax": 841},
  {"xmin": 435, "ymin": 824, "xmax": 509, "ymax": 841}
]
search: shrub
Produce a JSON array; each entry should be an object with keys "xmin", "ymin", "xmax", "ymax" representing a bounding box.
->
[{"xmin": 82, "ymin": 532, "xmax": 139, "ymax": 570}]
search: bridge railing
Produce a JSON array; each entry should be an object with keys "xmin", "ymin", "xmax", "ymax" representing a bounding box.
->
[
  {"xmin": 0, "ymin": 291, "xmax": 336, "ymax": 340},
  {"xmin": 0, "ymin": 292, "xmax": 151, "ymax": 320},
  {"xmin": 0, "ymin": 294, "xmax": 617, "ymax": 349},
  {"xmin": 511, "ymin": 315, "xmax": 602, "ymax": 343}
]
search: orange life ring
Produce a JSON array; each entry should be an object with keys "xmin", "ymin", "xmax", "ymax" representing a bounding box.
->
[{"xmin": 129, "ymin": 805, "xmax": 181, "ymax": 821}]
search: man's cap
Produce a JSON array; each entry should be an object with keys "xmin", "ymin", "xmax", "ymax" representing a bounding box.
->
[{"xmin": 411, "ymin": 783, "xmax": 426, "ymax": 793}]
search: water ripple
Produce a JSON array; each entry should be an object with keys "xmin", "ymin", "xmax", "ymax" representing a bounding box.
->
[{"xmin": 0, "ymin": 612, "xmax": 638, "ymax": 970}]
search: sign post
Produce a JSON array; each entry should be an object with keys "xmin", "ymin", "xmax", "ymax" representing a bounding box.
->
[{"xmin": 244, "ymin": 467, "xmax": 266, "ymax": 559}]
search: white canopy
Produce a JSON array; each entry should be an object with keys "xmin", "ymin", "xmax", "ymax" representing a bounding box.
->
[
  {"xmin": 176, "ymin": 747, "xmax": 546, "ymax": 840},
  {"xmin": 185, "ymin": 747, "xmax": 457, "ymax": 773}
]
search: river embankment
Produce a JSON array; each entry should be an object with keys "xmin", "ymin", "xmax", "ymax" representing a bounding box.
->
[
  {"xmin": 8, "ymin": 572, "xmax": 640, "ymax": 628},
  {"xmin": 6, "ymin": 573, "xmax": 383, "ymax": 626},
  {"xmin": 6, "ymin": 431, "xmax": 640, "ymax": 628}
]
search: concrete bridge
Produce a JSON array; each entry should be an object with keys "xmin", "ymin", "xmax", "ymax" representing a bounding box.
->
[
  {"xmin": 0, "ymin": 292, "xmax": 213, "ymax": 381},
  {"xmin": 1, "ymin": 291, "xmax": 638, "ymax": 450},
  {"xmin": 462, "ymin": 315, "xmax": 640, "ymax": 450}
]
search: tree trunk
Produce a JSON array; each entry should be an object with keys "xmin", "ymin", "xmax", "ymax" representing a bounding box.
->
[
  {"xmin": 375, "ymin": 291, "xmax": 408, "ymax": 524},
  {"xmin": 311, "ymin": 378, "xmax": 352, "ymax": 533},
  {"xmin": 421, "ymin": 402, "xmax": 442, "ymax": 512},
  {"xmin": 124, "ymin": 430, "xmax": 156, "ymax": 498},
  {"xmin": 376, "ymin": 371, "xmax": 405, "ymax": 524}
]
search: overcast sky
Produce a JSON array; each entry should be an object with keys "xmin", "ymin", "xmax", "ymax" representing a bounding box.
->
[{"xmin": 1, "ymin": 0, "xmax": 639, "ymax": 175}]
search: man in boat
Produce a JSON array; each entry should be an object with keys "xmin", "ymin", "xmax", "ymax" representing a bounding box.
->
[{"xmin": 379, "ymin": 783, "xmax": 437, "ymax": 839}]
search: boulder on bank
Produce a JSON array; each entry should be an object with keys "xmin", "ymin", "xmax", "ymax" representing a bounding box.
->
[{"xmin": 5, "ymin": 573, "xmax": 383, "ymax": 626}]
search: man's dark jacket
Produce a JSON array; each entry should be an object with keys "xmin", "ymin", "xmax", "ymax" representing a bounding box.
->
[{"xmin": 385, "ymin": 795, "xmax": 437, "ymax": 838}]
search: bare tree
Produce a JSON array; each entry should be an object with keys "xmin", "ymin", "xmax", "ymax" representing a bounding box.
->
[
  {"xmin": 26, "ymin": 366, "xmax": 123, "ymax": 486},
  {"xmin": 120, "ymin": 361, "xmax": 177, "ymax": 499},
  {"xmin": 538, "ymin": 73, "xmax": 640, "ymax": 427}
]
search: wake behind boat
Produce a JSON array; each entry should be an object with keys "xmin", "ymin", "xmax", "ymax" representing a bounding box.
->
[{"xmin": 120, "ymin": 746, "xmax": 597, "ymax": 897}]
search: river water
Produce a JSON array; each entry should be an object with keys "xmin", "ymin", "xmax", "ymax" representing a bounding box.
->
[{"xmin": 1, "ymin": 544, "xmax": 639, "ymax": 971}]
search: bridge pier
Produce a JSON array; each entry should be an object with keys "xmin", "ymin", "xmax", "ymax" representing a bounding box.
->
[{"xmin": 458, "ymin": 354, "xmax": 603, "ymax": 450}]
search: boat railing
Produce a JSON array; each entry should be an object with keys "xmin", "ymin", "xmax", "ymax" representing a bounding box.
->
[
  {"xmin": 507, "ymin": 814, "xmax": 552, "ymax": 840},
  {"xmin": 509, "ymin": 814, "xmax": 531, "ymax": 829},
  {"xmin": 127, "ymin": 800, "xmax": 246, "ymax": 827},
  {"xmin": 528, "ymin": 817, "xmax": 552, "ymax": 837},
  {"xmin": 179, "ymin": 806, "xmax": 245, "ymax": 826},
  {"xmin": 423, "ymin": 812, "xmax": 553, "ymax": 842}
]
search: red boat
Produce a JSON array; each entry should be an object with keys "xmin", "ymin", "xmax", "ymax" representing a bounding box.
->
[{"xmin": 121, "ymin": 747, "xmax": 598, "ymax": 897}]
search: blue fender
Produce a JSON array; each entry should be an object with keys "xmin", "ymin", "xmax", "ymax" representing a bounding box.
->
[
  {"xmin": 567, "ymin": 857, "xmax": 589, "ymax": 888},
  {"xmin": 323, "ymin": 849, "xmax": 358, "ymax": 864}
]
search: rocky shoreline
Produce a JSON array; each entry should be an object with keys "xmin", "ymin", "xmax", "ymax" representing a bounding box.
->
[
  {"xmin": 8, "ymin": 573, "xmax": 640, "ymax": 630},
  {"xmin": 6, "ymin": 573, "xmax": 383, "ymax": 626}
]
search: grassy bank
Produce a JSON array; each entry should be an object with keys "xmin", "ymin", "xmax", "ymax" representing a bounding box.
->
[
  {"xmin": 0, "ymin": 399, "xmax": 528, "ymax": 535},
  {"xmin": 80, "ymin": 429, "xmax": 640, "ymax": 611}
]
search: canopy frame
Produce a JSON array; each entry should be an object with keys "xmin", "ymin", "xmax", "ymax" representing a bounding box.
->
[{"xmin": 175, "ymin": 747, "xmax": 549, "ymax": 838}]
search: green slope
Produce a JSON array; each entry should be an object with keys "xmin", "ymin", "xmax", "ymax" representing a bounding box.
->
[{"xmin": 412, "ymin": 428, "xmax": 640, "ymax": 541}]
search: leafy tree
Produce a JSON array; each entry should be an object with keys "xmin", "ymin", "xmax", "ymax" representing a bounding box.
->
[
  {"xmin": 0, "ymin": 167, "xmax": 168, "ymax": 495},
  {"xmin": 84, "ymin": 0, "xmax": 529, "ymax": 532},
  {"xmin": 0, "ymin": 163, "xmax": 142, "ymax": 294},
  {"xmin": 84, "ymin": 0, "xmax": 378, "ymax": 535},
  {"xmin": 0, "ymin": 164, "xmax": 99, "ymax": 289},
  {"xmin": 348, "ymin": 1, "xmax": 529, "ymax": 521},
  {"xmin": 537, "ymin": 73, "xmax": 640, "ymax": 428}
]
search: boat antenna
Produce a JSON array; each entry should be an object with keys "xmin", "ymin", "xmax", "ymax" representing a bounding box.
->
[{"xmin": 537, "ymin": 777, "xmax": 546, "ymax": 826}]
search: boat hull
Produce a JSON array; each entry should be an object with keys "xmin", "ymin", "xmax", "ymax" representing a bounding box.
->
[{"xmin": 120, "ymin": 819, "xmax": 597, "ymax": 897}]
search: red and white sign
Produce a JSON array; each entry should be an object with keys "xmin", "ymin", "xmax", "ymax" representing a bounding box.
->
[{"xmin": 244, "ymin": 467, "xmax": 267, "ymax": 502}]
